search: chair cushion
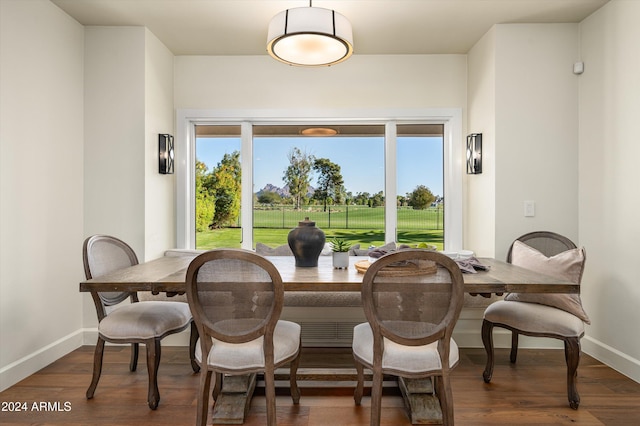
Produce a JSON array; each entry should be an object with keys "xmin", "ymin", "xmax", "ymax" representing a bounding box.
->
[
  {"xmin": 98, "ymin": 301, "xmax": 192, "ymax": 340},
  {"xmin": 484, "ymin": 300, "xmax": 585, "ymax": 337},
  {"xmin": 352, "ymin": 323, "xmax": 459, "ymax": 374},
  {"xmin": 504, "ymin": 240, "xmax": 590, "ymax": 324},
  {"xmin": 196, "ymin": 320, "xmax": 301, "ymax": 370}
]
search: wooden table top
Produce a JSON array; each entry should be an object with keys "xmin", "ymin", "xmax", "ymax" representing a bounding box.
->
[{"xmin": 79, "ymin": 254, "xmax": 579, "ymax": 295}]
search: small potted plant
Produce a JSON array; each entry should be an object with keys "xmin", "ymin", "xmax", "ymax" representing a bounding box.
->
[{"xmin": 330, "ymin": 237, "xmax": 351, "ymax": 269}]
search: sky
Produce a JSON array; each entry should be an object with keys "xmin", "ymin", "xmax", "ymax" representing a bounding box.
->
[{"xmin": 196, "ymin": 136, "xmax": 443, "ymax": 197}]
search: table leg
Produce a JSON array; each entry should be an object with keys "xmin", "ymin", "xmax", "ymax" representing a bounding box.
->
[
  {"xmin": 398, "ymin": 377, "xmax": 443, "ymax": 424},
  {"xmin": 211, "ymin": 373, "xmax": 257, "ymax": 424}
]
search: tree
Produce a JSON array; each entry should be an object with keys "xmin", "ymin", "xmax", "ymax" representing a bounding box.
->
[
  {"xmin": 344, "ymin": 191, "xmax": 354, "ymax": 205},
  {"xmin": 354, "ymin": 192, "xmax": 371, "ymax": 206},
  {"xmin": 312, "ymin": 158, "xmax": 345, "ymax": 211},
  {"xmin": 370, "ymin": 191, "xmax": 384, "ymax": 208},
  {"xmin": 283, "ymin": 148, "xmax": 314, "ymax": 210},
  {"xmin": 257, "ymin": 191, "xmax": 282, "ymax": 205},
  {"xmin": 195, "ymin": 160, "xmax": 215, "ymax": 232},
  {"xmin": 210, "ymin": 151, "xmax": 241, "ymax": 228},
  {"xmin": 407, "ymin": 185, "xmax": 435, "ymax": 210}
]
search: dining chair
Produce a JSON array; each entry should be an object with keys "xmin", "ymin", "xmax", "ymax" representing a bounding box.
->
[
  {"xmin": 83, "ymin": 235, "xmax": 198, "ymax": 409},
  {"xmin": 186, "ymin": 249, "xmax": 302, "ymax": 426},
  {"xmin": 481, "ymin": 231, "xmax": 588, "ymax": 409},
  {"xmin": 352, "ymin": 250, "xmax": 464, "ymax": 426}
]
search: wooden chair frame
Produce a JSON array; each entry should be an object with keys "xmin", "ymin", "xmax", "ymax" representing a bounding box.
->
[
  {"xmin": 83, "ymin": 235, "xmax": 198, "ymax": 410},
  {"xmin": 481, "ymin": 231, "xmax": 586, "ymax": 409},
  {"xmin": 186, "ymin": 249, "xmax": 301, "ymax": 426},
  {"xmin": 353, "ymin": 250, "xmax": 464, "ymax": 426}
]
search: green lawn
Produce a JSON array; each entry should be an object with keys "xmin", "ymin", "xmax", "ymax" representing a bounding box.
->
[
  {"xmin": 196, "ymin": 205, "xmax": 444, "ymax": 250},
  {"xmin": 253, "ymin": 205, "xmax": 442, "ymax": 230},
  {"xmin": 196, "ymin": 228, "xmax": 443, "ymax": 250}
]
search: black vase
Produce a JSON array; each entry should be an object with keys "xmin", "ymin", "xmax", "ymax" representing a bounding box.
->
[{"xmin": 288, "ymin": 217, "xmax": 326, "ymax": 267}]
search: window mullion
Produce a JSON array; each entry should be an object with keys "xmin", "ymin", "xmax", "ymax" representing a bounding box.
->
[
  {"xmin": 385, "ymin": 122, "xmax": 397, "ymax": 243},
  {"xmin": 240, "ymin": 122, "xmax": 253, "ymax": 250}
]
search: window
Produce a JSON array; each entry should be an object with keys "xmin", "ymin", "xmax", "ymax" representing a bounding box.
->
[
  {"xmin": 396, "ymin": 124, "xmax": 444, "ymax": 248},
  {"xmin": 251, "ymin": 125, "xmax": 385, "ymax": 250},
  {"xmin": 194, "ymin": 125, "xmax": 242, "ymax": 248},
  {"xmin": 177, "ymin": 109, "xmax": 462, "ymax": 251}
]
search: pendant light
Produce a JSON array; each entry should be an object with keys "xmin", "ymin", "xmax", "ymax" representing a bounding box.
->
[{"xmin": 267, "ymin": 1, "xmax": 353, "ymax": 67}]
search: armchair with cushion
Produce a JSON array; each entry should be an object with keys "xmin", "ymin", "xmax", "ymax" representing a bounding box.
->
[{"xmin": 481, "ymin": 231, "xmax": 588, "ymax": 409}]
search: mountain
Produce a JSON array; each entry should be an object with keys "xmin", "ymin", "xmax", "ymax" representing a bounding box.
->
[{"xmin": 256, "ymin": 184, "xmax": 314, "ymax": 198}]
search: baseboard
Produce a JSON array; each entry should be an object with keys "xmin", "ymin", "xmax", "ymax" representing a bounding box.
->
[
  {"xmin": 582, "ymin": 335, "xmax": 640, "ymax": 383},
  {"xmin": 0, "ymin": 329, "xmax": 83, "ymax": 392}
]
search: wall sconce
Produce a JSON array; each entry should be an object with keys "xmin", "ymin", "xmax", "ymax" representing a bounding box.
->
[
  {"xmin": 466, "ymin": 133, "xmax": 482, "ymax": 174},
  {"xmin": 159, "ymin": 134, "xmax": 174, "ymax": 174}
]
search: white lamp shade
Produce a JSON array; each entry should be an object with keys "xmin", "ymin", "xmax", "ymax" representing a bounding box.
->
[{"xmin": 267, "ymin": 7, "xmax": 353, "ymax": 66}]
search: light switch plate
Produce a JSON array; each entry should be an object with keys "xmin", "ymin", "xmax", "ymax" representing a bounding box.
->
[{"xmin": 524, "ymin": 200, "xmax": 535, "ymax": 217}]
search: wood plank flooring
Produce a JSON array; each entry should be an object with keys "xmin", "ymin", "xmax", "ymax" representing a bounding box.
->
[{"xmin": 1, "ymin": 345, "xmax": 639, "ymax": 425}]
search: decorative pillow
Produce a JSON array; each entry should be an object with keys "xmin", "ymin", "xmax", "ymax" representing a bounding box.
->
[
  {"xmin": 255, "ymin": 243, "xmax": 293, "ymax": 256},
  {"xmin": 377, "ymin": 241, "xmax": 398, "ymax": 252},
  {"xmin": 347, "ymin": 244, "xmax": 364, "ymax": 256},
  {"xmin": 505, "ymin": 240, "xmax": 590, "ymax": 324},
  {"xmin": 320, "ymin": 243, "xmax": 333, "ymax": 256},
  {"xmin": 348, "ymin": 242, "xmax": 398, "ymax": 256}
]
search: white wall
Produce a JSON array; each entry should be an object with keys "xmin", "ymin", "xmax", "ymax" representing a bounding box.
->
[
  {"xmin": 494, "ymin": 24, "xmax": 581, "ymax": 261},
  {"xmin": 466, "ymin": 27, "xmax": 496, "ymax": 257},
  {"xmin": 83, "ymin": 27, "xmax": 177, "ymax": 327},
  {"xmin": 175, "ymin": 54, "xmax": 467, "ymax": 111},
  {"xmin": 0, "ymin": 0, "xmax": 84, "ymax": 391},
  {"xmin": 144, "ymin": 29, "xmax": 176, "ymax": 260},
  {"xmin": 82, "ymin": 27, "xmax": 146, "ymax": 328},
  {"xmin": 84, "ymin": 26, "xmax": 176, "ymax": 263},
  {"xmin": 465, "ymin": 24, "xmax": 582, "ymax": 350},
  {"xmin": 465, "ymin": 15, "xmax": 640, "ymax": 381},
  {"xmin": 83, "ymin": 27, "xmax": 146, "ymax": 257},
  {"xmin": 578, "ymin": 0, "xmax": 640, "ymax": 382}
]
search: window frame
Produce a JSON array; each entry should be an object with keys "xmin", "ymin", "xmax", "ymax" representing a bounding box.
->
[{"xmin": 176, "ymin": 108, "xmax": 463, "ymax": 251}]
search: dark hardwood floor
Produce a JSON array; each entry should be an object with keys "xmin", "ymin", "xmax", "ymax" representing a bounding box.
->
[{"xmin": 1, "ymin": 345, "xmax": 639, "ymax": 425}]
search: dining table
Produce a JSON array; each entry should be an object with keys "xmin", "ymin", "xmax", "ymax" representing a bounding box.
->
[
  {"xmin": 79, "ymin": 253, "xmax": 578, "ymax": 423},
  {"xmin": 79, "ymin": 254, "xmax": 579, "ymax": 295}
]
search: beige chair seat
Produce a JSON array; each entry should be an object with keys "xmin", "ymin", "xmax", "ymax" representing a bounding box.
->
[
  {"xmin": 195, "ymin": 320, "xmax": 301, "ymax": 370},
  {"xmin": 352, "ymin": 323, "xmax": 459, "ymax": 374},
  {"xmin": 484, "ymin": 300, "xmax": 584, "ymax": 337},
  {"xmin": 99, "ymin": 301, "xmax": 192, "ymax": 340}
]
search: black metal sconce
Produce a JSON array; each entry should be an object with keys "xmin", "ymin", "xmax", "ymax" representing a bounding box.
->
[
  {"xmin": 466, "ymin": 133, "xmax": 482, "ymax": 174},
  {"xmin": 159, "ymin": 134, "xmax": 174, "ymax": 174}
]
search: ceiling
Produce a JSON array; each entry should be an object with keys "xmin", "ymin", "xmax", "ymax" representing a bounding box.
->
[{"xmin": 51, "ymin": 0, "xmax": 609, "ymax": 56}]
